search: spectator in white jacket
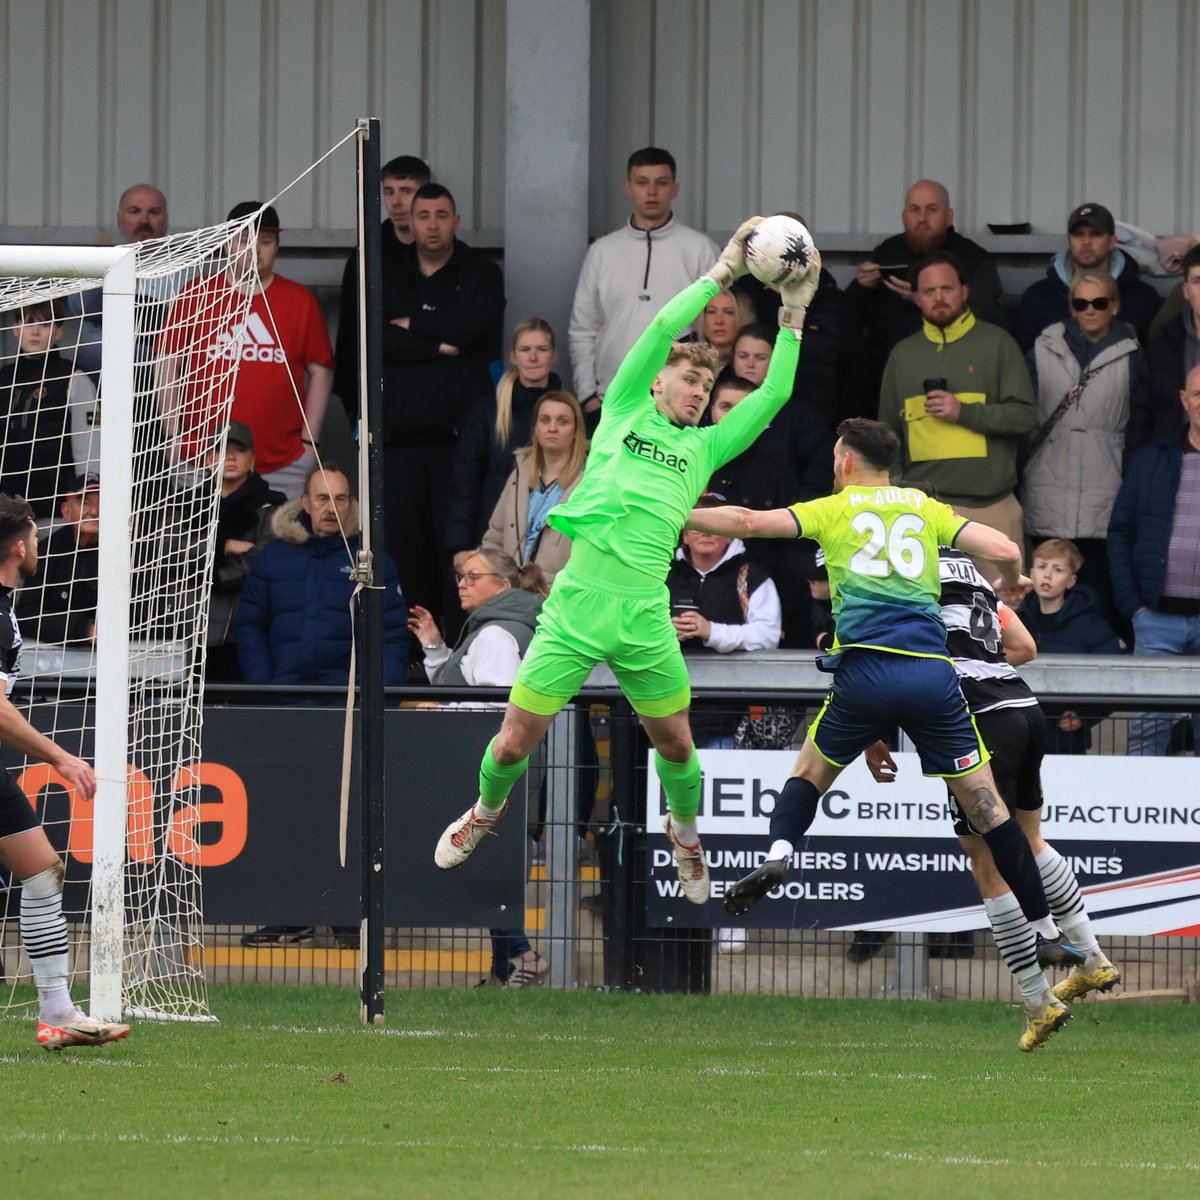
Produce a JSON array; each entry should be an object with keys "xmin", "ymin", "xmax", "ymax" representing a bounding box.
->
[{"xmin": 568, "ymin": 147, "xmax": 718, "ymax": 431}]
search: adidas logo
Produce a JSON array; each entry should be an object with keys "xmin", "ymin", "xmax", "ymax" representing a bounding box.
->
[{"xmin": 207, "ymin": 312, "xmax": 286, "ymax": 364}]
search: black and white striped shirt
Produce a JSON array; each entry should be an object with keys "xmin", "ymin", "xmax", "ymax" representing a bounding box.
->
[{"xmin": 939, "ymin": 548, "xmax": 1036, "ymax": 714}]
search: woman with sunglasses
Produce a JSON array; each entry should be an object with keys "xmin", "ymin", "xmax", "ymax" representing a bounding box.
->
[
  {"xmin": 1021, "ymin": 270, "xmax": 1141, "ymax": 615},
  {"xmin": 408, "ymin": 548, "xmax": 551, "ymax": 988}
]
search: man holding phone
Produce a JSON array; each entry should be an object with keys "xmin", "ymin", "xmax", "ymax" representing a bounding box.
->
[
  {"xmin": 877, "ymin": 252, "xmax": 1035, "ymax": 561},
  {"xmin": 844, "ymin": 179, "xmax": 1006, "ymax": 419}
]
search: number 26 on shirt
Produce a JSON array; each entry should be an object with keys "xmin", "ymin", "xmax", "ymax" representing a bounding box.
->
[{"xmin": 848, "ymin": 512, "xmax": 927, "ymax": 579}]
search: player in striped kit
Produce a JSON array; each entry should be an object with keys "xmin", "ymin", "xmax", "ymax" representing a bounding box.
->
[
  {"xmin": 0, "ymin": 495, "xmax": 130, "ymax": 1049},
  {"xmin": 866, "ymin": 546, "xmax": 1120, "ymax": 1048}
]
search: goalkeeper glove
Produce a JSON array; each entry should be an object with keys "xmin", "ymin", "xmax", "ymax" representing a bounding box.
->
[
  {"xmin": 704, "ymin": 216, "xmax": 764, "ymax": 289},
  {"xmin": 778, "ymin": 244, "xmax": 823, "ymax": 329}
]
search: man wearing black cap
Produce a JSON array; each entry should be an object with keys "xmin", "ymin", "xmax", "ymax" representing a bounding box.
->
[
  {"xmin": 157, "ymin": 202, "xmax": 335, "ymax": 497},
  {"xmin": 15, "ymin": 472, "xmax": 101, "ymax": 646},
  {"xmin": 1015, "ymin": 202, "xmax": 1163, "ymax": 353},
  {"xmin": 206, "ymin": 420, "xmax": 286, "ymax": 682}
]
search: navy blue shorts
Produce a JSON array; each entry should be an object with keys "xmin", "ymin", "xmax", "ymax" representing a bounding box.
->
[{"xmin": 810, "ymin": 649, "xmax": 990, "ymax": 778}]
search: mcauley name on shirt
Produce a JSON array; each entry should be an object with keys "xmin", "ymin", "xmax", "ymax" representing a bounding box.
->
[{"xmin": 846, "ymin": 486, "xmax": 929, "ymax": 508}]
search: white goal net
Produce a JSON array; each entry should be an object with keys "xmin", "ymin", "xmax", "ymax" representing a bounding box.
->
[{"xmin": 0, "ymin": 214, "xmax": 270, "ymax": 1021}]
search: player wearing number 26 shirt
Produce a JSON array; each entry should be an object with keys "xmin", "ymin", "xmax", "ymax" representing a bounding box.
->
[{"xmin": 687, "ymin": 418, "xmax": 1065, "ymax": 1019}]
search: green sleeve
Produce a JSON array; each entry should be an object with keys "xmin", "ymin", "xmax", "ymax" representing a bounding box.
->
[
  {"xmin": 934, "ymin": 500, "xmax": 970, "ymax": 546},
  {"xmin": 597, "ymin": 278, "xmax": 718, "ymax": 428},
  {"xmin": 707, "ymin": 327, "xmax": 801, "ymax": 468}
]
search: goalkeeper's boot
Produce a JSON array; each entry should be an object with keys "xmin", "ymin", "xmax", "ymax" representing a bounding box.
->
[
  {"xmin": 723, "ymin": 858, "xmax": 787, "ymax": 917},
  {"xmin": 1035, "ymin": 931, "xmax": 1087, "ymax": 970},
  {"xmin": 1052, "ymin": 953, "xmax": 1121, "ymax": 1003},
  {"xmin": 664, "ymin": 816, "xmax": 710, "ymax": 905},
  {"xmin": 38, "ymin": 1011, "xmax": 131, "ymax": 1051},
  {"xmin": 1017, "ymin": 994, "xmax": 1071, "ymax": 1052},
  {"xmin": 435, "ymin": 800, "xmax": 507, "ymax": 869}
]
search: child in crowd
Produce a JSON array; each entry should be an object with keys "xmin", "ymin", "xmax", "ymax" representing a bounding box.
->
[{"xmin": 1018, "ymin": 538, "xmax": 1124, "ymax": 753}]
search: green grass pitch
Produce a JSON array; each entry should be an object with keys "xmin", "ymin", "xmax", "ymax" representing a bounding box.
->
[{"xmin": 3, "ymin": 986, "xmax": 1197, "ymax": 1199}]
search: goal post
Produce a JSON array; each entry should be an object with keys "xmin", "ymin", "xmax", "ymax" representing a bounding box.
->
[{"xmin": 0, "ymin": 222, "xmax": 264, "ymax": 1024}]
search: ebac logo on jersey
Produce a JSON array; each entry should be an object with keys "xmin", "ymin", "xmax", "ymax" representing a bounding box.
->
[
  {"xmin": 622, "ymin": 430, "xmax": 688, "ymax": 474},
  {"xmin": 207, "ymin": 312, "xmax": 287, "ymax": 364}
]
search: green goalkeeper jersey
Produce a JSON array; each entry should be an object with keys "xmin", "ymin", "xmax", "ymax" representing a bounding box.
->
[{"xmin": 549, "ymin": 279, "xmax": 800, "ymax": 580}]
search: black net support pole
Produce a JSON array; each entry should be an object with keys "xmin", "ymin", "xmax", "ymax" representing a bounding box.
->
[
  {"xmin": 358, "ymin": 116, "xmax": 387, "ymax": 1025},
  {"xmin": 603, "ymin": 697, "xmax": 636, "ymax": 989}
]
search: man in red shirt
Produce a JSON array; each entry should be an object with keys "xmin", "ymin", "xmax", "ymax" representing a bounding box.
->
[{"xmin": 157, "ymin": 202, "xmax": 335, "ymax": 496}]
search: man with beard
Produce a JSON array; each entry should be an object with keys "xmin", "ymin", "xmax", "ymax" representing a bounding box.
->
[
  {"xmin": 844, "ymin": 179, "xmax": 1006, "ymax": 418},
  {"xmin": 1016, "ymin": 202, "xmax": 1163, "ymax": 354},
  {"xmin": 877, "ymin": 252, "xmax": 1035, "ymax": 551}
]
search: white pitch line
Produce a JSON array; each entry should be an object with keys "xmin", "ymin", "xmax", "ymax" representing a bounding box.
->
[
  {"xmin": 877, "ymin": 1149, "xmax": 1200, "ymax": 1173},
  {"xmin": 0, "ymin": 1129, "xmax": 647, "ymax": 1155}
]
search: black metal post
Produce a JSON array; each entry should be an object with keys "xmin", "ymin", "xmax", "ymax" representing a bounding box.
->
[
  {"xmin": 604, "ymin": 698, "xmax": 636, "ymax": 989},
  {"xmin": 358, "ymin": 117, "xmax": 387, "ymax": 1024}
]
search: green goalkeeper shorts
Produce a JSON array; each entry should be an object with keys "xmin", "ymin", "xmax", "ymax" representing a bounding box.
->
[{"xmin": 511, "ymin": 547, "xmax": 691, "ymax": 719}]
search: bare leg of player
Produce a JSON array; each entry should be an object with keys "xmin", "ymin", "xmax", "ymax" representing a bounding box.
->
[{"xmin": 947, "ymin": 765, "xmax": 1060, "ymax": 941}]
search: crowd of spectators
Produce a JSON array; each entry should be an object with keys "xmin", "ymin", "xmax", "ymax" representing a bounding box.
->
[{"xmin": 3, "ymin": 151, "xmax": 1198, "ymax": 761}]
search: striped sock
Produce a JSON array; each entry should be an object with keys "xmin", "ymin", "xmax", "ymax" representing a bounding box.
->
[
  {"xmin": 983, "ymin": 891, "xmax": 1047, "ymax": 1005},
  {"xmin": 1035, "ymin": 844, "xmax": 1101, "ymax": 957},
  {"xmin": 21, "ymin": 867, "xmax": 74, "ymax": 1023}
]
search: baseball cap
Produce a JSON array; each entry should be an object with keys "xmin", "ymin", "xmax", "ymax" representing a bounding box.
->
[
  {"xmin": 1067, "ymin": 203, "xmax": 1115, "ymax": 236},
  {"xmin": 67, "ymin": 471, "xmax": 100, "ymax": 494},
  {"xmin": 226, "ymin": 201, "xmax": 281, "ymax": 232},
  {"xmin": 225, "ymin": 420, "xmax": 254, "ymax": 450}
]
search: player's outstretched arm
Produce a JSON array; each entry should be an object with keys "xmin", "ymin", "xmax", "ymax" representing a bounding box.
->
[
  {"xmin": 600, "ymin": 218, "xmax": 764, "ymax": 426},
  {"xmin": 0, "ymin": 694, "xmax": 96, "ymax": 800},
  {"xmin": 685, "ymin": 503, "xmax": 799, "ymax": 540},
  {"xmin": 703, "ymin": 217, "xmax": 764, "ymax": 290},
  {"xmin": 708, "ymin": 242, "xmax": 824, "ymax": 467},
  {"xmin": 953, "ymin": 521, "xmax": 1026, "ymax": 596}
]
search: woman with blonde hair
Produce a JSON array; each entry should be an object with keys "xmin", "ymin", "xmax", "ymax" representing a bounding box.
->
[
  {"xmin": 482, "ymin": 390, "xmax": 588, "ymax": 582},
  {"xmin": 446, "ymin": 317, "xmax": 560, "ymax": 555},
  {"xmin": 697, "ymin": 288, "xmax": 756, "ymax": 372}
]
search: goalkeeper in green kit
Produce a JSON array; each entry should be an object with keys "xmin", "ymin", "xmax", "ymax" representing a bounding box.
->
[{"xmin": 435, "ymin": 217, "xmax": 821, "ymax": 902}]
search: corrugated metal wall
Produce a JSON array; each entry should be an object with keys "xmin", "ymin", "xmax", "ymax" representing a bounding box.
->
[
  {"xmin": 594, "ymin": 0, "xmax": 1200, "ymax": 239},
  {"xmin": 2, "ymin": 0, "xmax": 1197, "ymax": 245},
  {"xmin": 0, "ymin": 0, "xmax": 506, "ymax": 242}
]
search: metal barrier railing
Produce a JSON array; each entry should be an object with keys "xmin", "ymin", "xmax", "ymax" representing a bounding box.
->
[{"xmin": 13, "ymin": 654, "xmax": 1198, "ymax": 1001}]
